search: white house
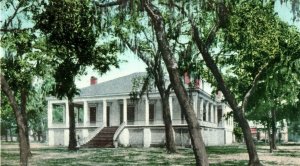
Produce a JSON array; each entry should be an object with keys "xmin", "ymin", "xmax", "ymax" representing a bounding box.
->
[{"xmin": 47, "ymin": 72, "xmax": 234, "ymax": 147}]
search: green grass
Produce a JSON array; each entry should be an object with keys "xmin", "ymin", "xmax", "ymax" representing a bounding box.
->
[{"xmin": 1, "ymin": 144, "xmax": 299, "ymax": 165}]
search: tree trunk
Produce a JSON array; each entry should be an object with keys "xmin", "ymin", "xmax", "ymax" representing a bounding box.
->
[
  {"xmin": 161, "ymin": 93, "xmax": 177, "ymax": 153},
  {"xmin": 20, "ymin": 90, "xmax": 31, "ymax": 156},
  {"xmin": 5, "ymin": 129, "xmax": 8, "ymax": 142},
  {"xmin": 271, "ymin": 109, "xmax": 277, "ymax": 150},
  {"xmin": 145, "ymin": 4, "xmax": 209, "ymax": 165},
  {"xmin": 267, "ymin": 122, "xmax": 272, "ymax": 153},
  {"xmin": 10, "ymin": 128, "xmax": 13, "ymax": 142},
  {"xmin": 191, "ymin": 21, "xmax": 261, "ymax": 166},
  {"xmin": 1, "ymin": 75, "xmax": 29, "ymax": 166},
  {"xmin": 68, "ymin": 100, "xmax": 77, "ymax": 150}
]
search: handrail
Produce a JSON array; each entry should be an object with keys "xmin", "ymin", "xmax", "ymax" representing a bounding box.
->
[
  {"xmin": 78, "ymin": 125, "xmax": 105, "ymax": 147},
  {"xmin": 113, "ymin": 122, "xmax": 126, "ymax": 148}
]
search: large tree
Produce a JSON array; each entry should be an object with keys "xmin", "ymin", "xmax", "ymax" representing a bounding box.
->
[
  {"xmin": 35, "ymin": 0, "xmax": 119, "ymax": 150},
  {"xmin": 1, "ymin": 1, "xmax": 51, "ymax": 164}
]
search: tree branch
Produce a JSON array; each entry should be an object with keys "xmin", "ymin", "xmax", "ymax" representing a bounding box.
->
[
  {"xmin": 0, "ymin": 28, "xmax": 32, "ymax": 33},
  {"xmin": 95, "ymin": 0, "xmax": 128, "ymax": 8},
  {"xmin": 2, "ymin": 0, "xmax": 26, "ymax": 30},
  {"xmin": 242, "ymin": 57, "xmax": 280, "ymax": 112}
]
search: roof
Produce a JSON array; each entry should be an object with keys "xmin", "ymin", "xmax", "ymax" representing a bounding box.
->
[{"xmin": 77, "ymin": 72, "xmax": 146, "ymax": 98}]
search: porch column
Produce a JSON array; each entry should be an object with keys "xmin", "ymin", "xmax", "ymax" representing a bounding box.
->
[
  {"xmin": 123, "ymin": 98, "xmax": 127, "ymax": 124},
  {"xmin": 199, "ymin": 98, "xmax": 203, "ymax": 121},
  {"xmin": 65, "ymin": 100, "xmax": 69, "ymax": 127},
  {"xmin": 82, "ymin": 100, "xmax": 89, "ymax": 139},
  {"xmin": 205, "ymin": 101, "xmax": 209, "ymax": 122},
  {"xmin": 83, "ymin": 101, "xmax": 89, "ymax": 127},
  {"xmin": 214, "ymin": 105, "xmax": 217, "ymax": 123},
  {"xmin": 211, "ymin": 103, "xmax": 214, "ymax": 123},
  {"xmin": 145, "ymin": 97, "xmax": 149, "ymax": 126},
  {"xmin": 193, "ymin": 95, "xmax": 198, "ymax": 117},
  {"xmin": 47, "ymin": 101, "xmax": 53, "ymax": 128},
  {"xmin": 169, "ymin": 96, "xmax": 173, "ymax": 120},
  {"xmin": 103, "ymin": 99, "xmax": 107, "ymax": 127}
]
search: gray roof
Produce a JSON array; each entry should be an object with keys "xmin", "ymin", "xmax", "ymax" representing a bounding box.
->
[{"xmin": 77, "ymin": 72, "xmax": 146, "ymax": 97}]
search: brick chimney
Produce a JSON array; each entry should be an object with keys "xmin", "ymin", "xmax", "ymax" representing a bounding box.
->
[{"xmin": 90, "ymin": 76, "xmax": 97, "ymax": 85}]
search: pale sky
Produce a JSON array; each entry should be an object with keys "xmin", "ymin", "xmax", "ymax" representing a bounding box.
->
[{"xmin": 75, "ymin": 49, "xmax": 147, "ymax": 88}]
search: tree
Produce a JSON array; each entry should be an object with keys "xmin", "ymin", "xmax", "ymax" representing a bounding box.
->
[
  {"xmin": 94, "ymin": 0, "xmax": 209, "ymax": 164},
  {"xmin": 1, "ymin": 1, "xmax": 50, "ymax": 164},
  {"xmin": 217, "ymin": 0, "xmax": 300, "ymax": 152},
  {"xmin": 35, "ymin": 0, "xmax": 119, "ymax": 150}
]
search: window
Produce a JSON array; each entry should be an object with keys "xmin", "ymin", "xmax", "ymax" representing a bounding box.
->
[
  {"xmin": 149, "ymin": 104, "xmax": 155, "ymax": 124},
  {"xmin": 75, "ymin": 105, "xmax": 83, "ymax": 123},
  {"xmin": 90, "ymin": 107, "xmax": 96, "ymax": 123},
  {"xmin": 53, "ymin": 104, "xmax": 64, "ymax": 123},
  {"xmin": 127, "ymin": 105, "xmax": 135, "ymax": 124}
]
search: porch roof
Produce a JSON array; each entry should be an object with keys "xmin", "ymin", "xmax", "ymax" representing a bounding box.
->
[{"xmin": 77, "ymin": 72, "xmax": 146, "ymax": 98}]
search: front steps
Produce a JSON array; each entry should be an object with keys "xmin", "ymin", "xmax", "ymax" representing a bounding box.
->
[{"xmin": 81, "ymin": 126, "xmax": 118, "ymax": 148}]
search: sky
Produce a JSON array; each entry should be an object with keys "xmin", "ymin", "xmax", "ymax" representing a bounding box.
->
[
  {"xmin": 75, "ymin": 1, "xmax": 300, "ymax": 88},
  {"xmin": 75, "ymin": 50, "xmax": 147, "ymax": 88}
]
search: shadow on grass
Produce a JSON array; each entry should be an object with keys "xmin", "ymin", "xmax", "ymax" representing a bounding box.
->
[
  {"xmin": 211, "ymin": 160, "xmax": 248, "ymax": 166},
  {"xmin": 207, "ymin": 146, "xmax": 247, "ymax": 155}
]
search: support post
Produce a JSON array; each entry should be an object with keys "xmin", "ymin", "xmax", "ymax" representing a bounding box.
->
[
  {"xmin": 145, "ymin": 97, "xmax": 149, "ymax": 126},
  {"xmin": 199, "ymin": 98, "xmax": 203, "ymax": 121},
  {"xmin": 65, "ymin": 100, "xmax": 69, "ymax": 127},
  {"xmin": 169, "ymin": 96, "xmax": 173, "ymax": 120},
  {"xmin": 48, "ymin": 101, "xmax": 53, "ymax": 128},
  {"xmin": 123, "ymin": 98, "xmax": 127, "ymax": 124},
  {"xmin": 103, "ymin": 99, "xmax": 107, "ymax": 127},
  {"xmin": 83, "ymin": 101, "xmax": 88, "ymax": 127},
  {"xmin": 206, "ymin": 102, "xmax": 209, "ymax": 122},
  {"xmin": 193, "ymin": 94, "xmax": 198, "ymax": 117}
]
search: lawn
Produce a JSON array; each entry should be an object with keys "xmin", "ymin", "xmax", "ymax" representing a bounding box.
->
[{"xmin": 1, "ymin": 142, "xmax": 300, "ymax": 165}]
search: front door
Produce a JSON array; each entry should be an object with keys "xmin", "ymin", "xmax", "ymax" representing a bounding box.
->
[{"xmin": 90, "ymin": 107, "xmax": 96, "ymax": 124}]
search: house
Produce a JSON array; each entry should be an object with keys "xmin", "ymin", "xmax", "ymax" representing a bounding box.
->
[
  {"xmin": 47, "ymin": 72, "xmax": 234, "ymax": 147},
  {"xmin": 248, "ymin": 120, "xmax": 289, "ymax": 143}
]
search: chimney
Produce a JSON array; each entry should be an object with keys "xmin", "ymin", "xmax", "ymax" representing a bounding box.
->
[{"xmin": 90, "ymin": 76, "xmax": 97, "ymax": 85}]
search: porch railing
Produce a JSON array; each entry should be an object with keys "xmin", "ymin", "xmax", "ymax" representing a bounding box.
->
[{"xmin": 113, "ymin": 122, "xmax": 126, "ymax": 148}]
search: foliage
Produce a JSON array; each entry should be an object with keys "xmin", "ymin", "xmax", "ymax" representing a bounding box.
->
[
  {"xmin": 35, "ymin": 0, "xmax": 119, "ymax": 99},
  {"xmin": 233, "ymin": 125, "xmax": 244, "ymax": 142}
]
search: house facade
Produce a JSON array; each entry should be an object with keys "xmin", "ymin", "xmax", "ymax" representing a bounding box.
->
[{"xmin": 47, "ymin": 73, "xmax": 234, "ymax": 147}]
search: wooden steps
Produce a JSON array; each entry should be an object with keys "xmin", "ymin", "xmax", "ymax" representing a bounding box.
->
[{"xmin": 81, "ymin": 126, "xmax": 118, "ymax": 148}]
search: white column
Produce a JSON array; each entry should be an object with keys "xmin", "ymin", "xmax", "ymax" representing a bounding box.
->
[
  {"xmin": 145, "ymin": 97, "xmax": 149, "ymax": 126},
  {"xmin": 82, "ymin": 100, "xmax": 89, "ymax": 139},
  {"xmin": 103, "ymin": 99, "xmax": 107, "ymax": 127},
  {"xmin": 214, "ymin": 105, "xmax": 217, "ymax": 123},
  {"xmin": 206, "ymin": 102, "xmax": 209, "ymax": 122},
  {"xmin": 83, "ymin": 101, "xmax": 89, "ymax": 127},
  {"xmin": 210, "ymin": 103, "xmax": 214, "ymax": 123},
  {"xmin": 193, "ymin": 95, "xmax": 198, "ymax": 117},
  {"xmin": 65, "ymin": 100, "xmax": 69, "ymax": 127},
  {"xmin": 199, "ymin": 98, "xmax": 203, "ymax": 121},
  {"xmin": 123, "ymin": 98, "xmax": 127, "ymax": 124},
  {"xmin": 48, "ymin": 101, "xmax": 53, "ymax": 128},
  {"xmin": 169, "ymin": 96, "xmax": 173, "ymax": 120}
]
